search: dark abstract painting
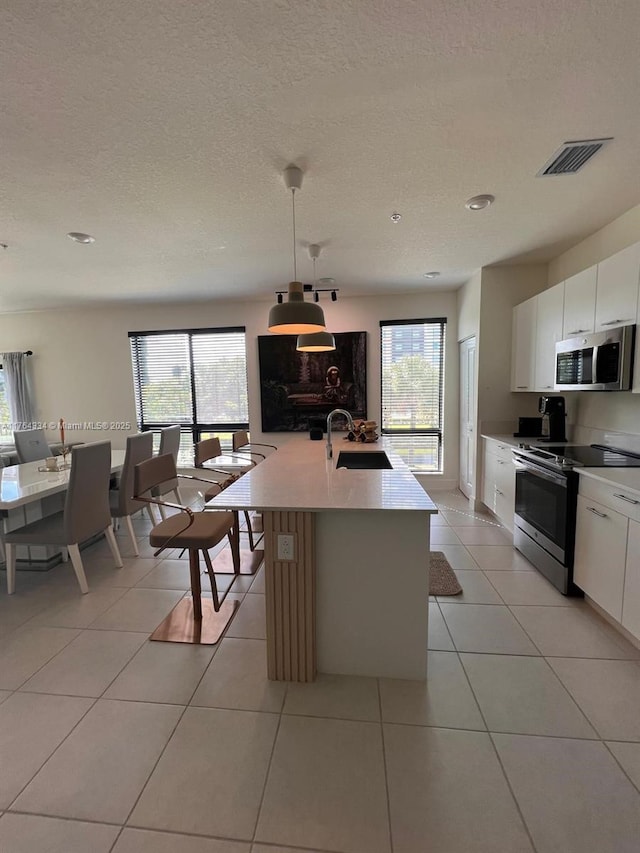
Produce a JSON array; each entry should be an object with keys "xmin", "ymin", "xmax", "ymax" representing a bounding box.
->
[{"xmin": 258, "ymin": 332, "xmax": 367, "ymax": 432}]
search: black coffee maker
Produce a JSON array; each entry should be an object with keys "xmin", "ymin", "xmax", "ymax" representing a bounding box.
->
[{"xmin": 539, "ymin": 395, "xmax": 567, "ymax": 443}]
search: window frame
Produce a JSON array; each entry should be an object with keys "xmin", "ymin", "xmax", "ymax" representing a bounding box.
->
[
  {"xmin": 379, "ymin": 317, "xmax": 446, "ymax": 473},
  {"xmin": 128, "ymin": 326, "xmax": 249, "ymax": 457}
]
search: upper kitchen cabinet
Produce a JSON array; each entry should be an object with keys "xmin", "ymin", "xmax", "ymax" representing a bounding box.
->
[
  {"xmin": 594, "ymin": 241, "xmax": 640, "ymax": 331},
  {"xmin": 511, "ymin": 296, "xmax": 537, "ymax": 391},
  {"xmin": 562, "ymin": 267, "xmax": 596, "ymax": 338},
  {"xmin": 534, "ymin": 282, "xmax": 564, "ymax": 392}
]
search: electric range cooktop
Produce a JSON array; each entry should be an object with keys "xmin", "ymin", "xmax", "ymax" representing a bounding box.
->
[{"xmin": 537, "ymin": 444, "xmax": 640, "ymax": 467}]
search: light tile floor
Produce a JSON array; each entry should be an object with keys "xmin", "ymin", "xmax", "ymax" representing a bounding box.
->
[{"xmin": 0, "ymin": 490, "xmax": 639, "ymax": 852}]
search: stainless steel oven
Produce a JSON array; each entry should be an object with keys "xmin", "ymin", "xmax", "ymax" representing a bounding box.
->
[
  {"xmin": 555, "ymin": 324, "xmax": 635, "ymax": 391},
  {"xmin": 512, "ymin": 451, "xmax": 579, "ymax": 594}
]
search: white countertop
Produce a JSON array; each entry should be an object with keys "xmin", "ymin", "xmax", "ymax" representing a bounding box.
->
[
  {"xmin": 483, "ymin": 433, "xmax": 640, "ymax": 496},
  {"xmin": 577, "ymin": 467, "xmax": 640, "ymax": 498},
  {"xmin": 206, "ymin": 440, "xmax": 437, "ymax": 513},
  {"xmin": 0, "ymin": 450, "xmax": 126, "ymax": 510}
]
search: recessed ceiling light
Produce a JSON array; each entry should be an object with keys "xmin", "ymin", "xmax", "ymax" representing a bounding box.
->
[
  {"xmin": 465, "ymin": 195, "xmax": 494, "ymax": 211},
  {"xmin": 67, "ymin": 232, "xmax": 95, "ymax": 243},
  {"xmin": 390, "ymin": 212, "xmax": 402, "ymax": 223},
  {"xmin": 423, "ymin": 271, "xmax": 440, "ymax": 279}
]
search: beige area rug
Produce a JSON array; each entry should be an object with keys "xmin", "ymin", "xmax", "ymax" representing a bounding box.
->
[{"xmin": 429, "ymin": 551, "xmax": 463, "ymax": 596}]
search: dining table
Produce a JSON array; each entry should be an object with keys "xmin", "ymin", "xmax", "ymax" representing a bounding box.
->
[{"xmin": 0, "ymin": 450, "xmax": 126, "ymax": 571}]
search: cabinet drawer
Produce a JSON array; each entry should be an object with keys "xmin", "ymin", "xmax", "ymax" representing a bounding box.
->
[
  {"xmin": 485, "ymin": 440, "xmax": 514, "ymax": 462},
  {"xmin": 578, "ymin": 475, "xmax": 640, "ymax": 523},
  {"xmin": 574, "ymin": 495, "xmax": 628, "ymax": 622}
]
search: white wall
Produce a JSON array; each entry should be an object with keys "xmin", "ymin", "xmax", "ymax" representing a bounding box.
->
[
  {"xmin": 0, "ymin": 289, "xmax": 459, "ymax": 485},
  {"xmin": 548, "ymin": 202, "xmax": 640, "ymax": 287}
]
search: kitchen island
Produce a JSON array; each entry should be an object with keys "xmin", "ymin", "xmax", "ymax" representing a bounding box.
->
[{"xmin": 207, "ymin": 440, "xmax": 437, "ymax": 682}]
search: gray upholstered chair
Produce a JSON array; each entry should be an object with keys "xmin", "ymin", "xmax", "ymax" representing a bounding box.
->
[
  {"xmin": 134, "ymin": 453, "xmax": 239, "ymax": 643},
  {"xmin": 195, "ymin": 436, "xmax": 260, "ymax": 551},
  {"xmin": 4, "ymin": 441, "xmax": 123, "ymax": 594},
  {"xmin": 231, "ymin": 429, "xmax": 276, "ymax": 461},
  {"xmin": 110, "ymin": 432, "xmax": 154, "ymax": 556},
  {"xmin": 14, "ymin": 428, "xmax": 52, "ymax": 463},
  {"xmin": 152, "ymin": 426, "xmax": 183, "ymax": 519}
]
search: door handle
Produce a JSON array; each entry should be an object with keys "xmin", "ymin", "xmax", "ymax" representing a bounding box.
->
[
  {"xmin": 516, "ymin": 385, "xmax": 529, "ymax": 389},
  {"xmin": 567, "ymin": 329, "xmax": 588, "ymax": 335},
  {"xmin": 495, "ymin": 489, "xmax": 504, "ymax": 496},
  {"xmin": 601, "ymin": 319, "xmax": 622, "ymax": 326},
  {"xmin": 614, "ymin": 493, "xmax": 640, "ymax": 505},
  {"xmin": 586, "ymin": 506, "xmax": 608, "ymax": 518}
]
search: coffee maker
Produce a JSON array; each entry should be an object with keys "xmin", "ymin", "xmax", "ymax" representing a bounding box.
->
[{"xmin": 539, "ymin": 395, "xmax": 567, "ymax": 443}]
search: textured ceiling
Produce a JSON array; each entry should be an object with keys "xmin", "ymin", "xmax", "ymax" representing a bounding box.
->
[{"xmin": 2, "ymin": 0, "xmax": 640, "ymax": 311}]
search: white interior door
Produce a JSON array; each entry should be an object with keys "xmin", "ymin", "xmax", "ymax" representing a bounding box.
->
[{"xmin": 459, "ymin": 336, "xmax": 477, "ymax": 498}]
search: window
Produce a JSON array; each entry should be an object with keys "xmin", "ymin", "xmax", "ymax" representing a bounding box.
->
[
  {"xmin": 380, "ymin": 318, "xmax": 446, "ymax": 472},
  {"xmin": 129, "ymin": 327, "xmax": 249, "ymax": 465}
]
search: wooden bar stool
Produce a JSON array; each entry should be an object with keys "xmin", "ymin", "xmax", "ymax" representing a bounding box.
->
[{"xmin": 134, "ymin": 453, "xmax": 240, "ymax": 644}]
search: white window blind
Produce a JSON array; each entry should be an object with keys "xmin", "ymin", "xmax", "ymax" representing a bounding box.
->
[
  {"xmin": 129, "ymin": 327, "xmax": 248, "ymax": 463},
  {"xmin": 380, "ymin": 319, "xmax": 446, "ymax": 472}
]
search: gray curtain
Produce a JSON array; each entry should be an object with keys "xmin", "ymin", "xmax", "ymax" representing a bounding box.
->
[{"xmin": 1, "ymin": 352, "xmax": 36, "ymax": 426}]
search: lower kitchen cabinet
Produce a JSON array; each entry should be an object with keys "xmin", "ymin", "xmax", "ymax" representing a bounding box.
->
[
  {"xmin": 482, "ymin": 439, "xmax": 515, "ymax": 531},
  {"xmin": 574, "ymin": 495, "xmax": 629, "ymax": 623},
  {"xmin": 622, "ymin": 519, "xmax": 640, "ymax": 638}
]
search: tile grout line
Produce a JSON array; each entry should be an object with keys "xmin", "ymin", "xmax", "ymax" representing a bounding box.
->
[
  {"xmin": 248, "ymin": 685, "xmax": 287, "ymax": 847},
  {"xmin": 376, "ymin": 677, "xmax": 395, "ymax": 853},
  {"xmin": 454, "ymin": 651, "xmax": 540, "ymax": 853}
]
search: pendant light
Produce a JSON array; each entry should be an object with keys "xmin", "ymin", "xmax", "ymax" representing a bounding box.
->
[
  {"xmin": 296, "ymin": 245, "xmax": 336, "ymax": 351},
  {"xmin": 268, "ymin": 166, "xmax": 327, "ymax": 334}
]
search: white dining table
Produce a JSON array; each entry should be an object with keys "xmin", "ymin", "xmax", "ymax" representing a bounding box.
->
[
  {"xmin": 0, "ymin": 450, "xmax": 126, "ymax": 571},
  {"xmin": 0, "ymin": 450, "xmax": 126, "ymax": 510}
]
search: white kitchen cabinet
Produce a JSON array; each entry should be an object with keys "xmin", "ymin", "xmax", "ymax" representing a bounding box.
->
[
  {"xmin": 594, "ymin": 241, "xmax": 640, "ymax": 332},
  {"xmin": 622, "ymin": 519, "xmax": 640, "ymax": 639},
  {"xmin": 534, "ymin": 282, "xmax": 564, "ymax": 392},
  {"xmin": 482, "ymin": 439, "xmax": 515, "ymax": 530},
  {"xmin": 562, "ymin": 267, "xmax": 597, "ymax": 338},
  {"xmin": 574, "ymin": 494, "xmax": 628, "ymax": 622},
  {"xmin": 511, "ymin": 297, "xmax": 537, "ymax": 391}
]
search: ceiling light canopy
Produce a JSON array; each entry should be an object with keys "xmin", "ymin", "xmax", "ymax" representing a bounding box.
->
[
  {"xmin": 423, "ymin": 271, "xmax": 440, "ymax": 279},
  {"xmin": 465, "ymin": 195, "xmax": 494, "ymax": 211},
  {"xmin": 67, "ymin": 232, "xmax": 95, "ymax": 243},
  {"xmin": 268, "ymin": 165, "xmax": 327, "ymax": 335},
  {"xmin": 296, "ymin": 331, "xmax": 336, "ymax": 352}
]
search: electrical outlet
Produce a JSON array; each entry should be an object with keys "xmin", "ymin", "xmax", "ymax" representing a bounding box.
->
[{"xmin": 277, "ymin": 533, "xmax": 295, "ymax": 561}]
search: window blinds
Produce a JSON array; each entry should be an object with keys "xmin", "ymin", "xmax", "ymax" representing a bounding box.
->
[{"xmin": 380, "ymin": 319, "xmax": 446, "ymax": 472}]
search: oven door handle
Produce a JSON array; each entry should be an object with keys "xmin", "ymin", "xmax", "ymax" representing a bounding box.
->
[{"xmin": 513, "ymin": 458, "xmax": 568, "ymax": 487}]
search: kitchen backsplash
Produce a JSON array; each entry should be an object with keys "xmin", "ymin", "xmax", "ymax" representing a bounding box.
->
[{"xmin": 572, "ymin": 392, "xmax": 640, "ymax": 454}]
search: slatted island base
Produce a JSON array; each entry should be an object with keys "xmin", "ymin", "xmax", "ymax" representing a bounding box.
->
[{"xmin": 207, "ymin": 441, "xmax": 437, "ymax": 682}]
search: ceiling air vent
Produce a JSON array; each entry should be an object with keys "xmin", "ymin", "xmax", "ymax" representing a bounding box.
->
[{"xmin": 536, "ymin": 138, "xmax": 613, "ymax": 177}]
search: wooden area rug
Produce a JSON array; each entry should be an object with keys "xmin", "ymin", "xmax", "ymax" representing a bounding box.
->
[{"xmin": 429, "ymin": 551, "xmax": 463, "ymax": 596}]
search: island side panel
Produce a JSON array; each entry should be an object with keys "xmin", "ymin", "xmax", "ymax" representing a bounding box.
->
[
  {"xmin": 315, "ymin": 509, "xmax": 430, "ymax": 680},
  {"xmin": 263, "ymin": 510, "xmax": 316, "ymax": 682}
]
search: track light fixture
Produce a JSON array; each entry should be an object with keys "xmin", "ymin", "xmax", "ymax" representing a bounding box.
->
[{"xmin": 331, "ymin": 290, "xmax": 337, "ymax": 302}]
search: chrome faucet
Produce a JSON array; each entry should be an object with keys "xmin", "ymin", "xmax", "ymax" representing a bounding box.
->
[{"xmin": 326, "ymin": 408, "xmax": 355, "ymax": 460}]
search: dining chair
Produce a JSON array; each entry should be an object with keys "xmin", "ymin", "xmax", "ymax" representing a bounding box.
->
[
  {"xmin": 133, "ymin": 453, "xmax": 240, "ymax": 643},
  {"xmin": 195, "ymin": 436, "xmax": 260, "ymax": 550},
  {"xmin": 110, "ymin": 432, "xmax": 154, "ymax": 556},
  {"xmin": 14, "ymin": 428, "xmax": 52, "ymax": 463},
  {"xmin": 152, "ymin": 425, "xmax": 183, "ymax": 520},
  {"xmin": 4, "ymin": 441, "xmax": 123, "ymax": 594}
]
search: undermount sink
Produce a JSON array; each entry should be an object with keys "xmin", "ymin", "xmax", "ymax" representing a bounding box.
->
[{"xmin": 335, "ymin": 450, "xmax": 393, "ymax": 470}]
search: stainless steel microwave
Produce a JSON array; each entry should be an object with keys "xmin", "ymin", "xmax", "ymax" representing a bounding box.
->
[{"xmin": 555, "ymin": 324, "xmax": 635, "ymax": 391}]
